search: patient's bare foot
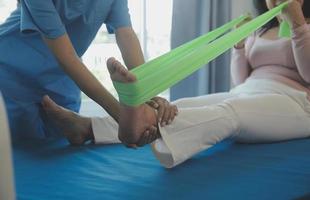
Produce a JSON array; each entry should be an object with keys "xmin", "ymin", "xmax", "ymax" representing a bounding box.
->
[
  {"xmin": 42, "ymin": 96, "xmax": 93, "ymax": 146},
  {"xmin": 107, "ymin": 58, "xmax": 159, "ymax": 146}
]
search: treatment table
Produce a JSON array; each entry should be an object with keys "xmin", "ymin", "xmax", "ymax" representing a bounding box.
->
[{"xmin": 14, "ymin": 138, "xmax": 310, "ymax": 200}]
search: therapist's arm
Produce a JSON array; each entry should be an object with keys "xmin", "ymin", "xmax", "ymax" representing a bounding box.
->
[
  {"xmin": 115, "ymin": 27, "xmax": 145, "ymax": 69},
  {"xmin": 115, "ymin": 27, "xmax": 178, "ymax": 126},
  {"xmin": 43, "ymin": 34, "xmax": 120, "ymax": 122}
]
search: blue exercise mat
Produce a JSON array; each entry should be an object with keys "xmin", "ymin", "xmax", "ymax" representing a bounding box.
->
[{"xmin": 13, "ymin": 138, "xmax": 310, "ymax": 200}]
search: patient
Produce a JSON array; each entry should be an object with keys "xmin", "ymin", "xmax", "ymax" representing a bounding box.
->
[{"xmin": 43, "ymin": 0, "xmax": 310, "ymax": 168}]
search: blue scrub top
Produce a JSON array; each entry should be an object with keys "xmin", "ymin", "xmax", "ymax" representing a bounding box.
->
[{"xmin": 0, "ymin": 0, "xmax": 131, "ymax": 140}]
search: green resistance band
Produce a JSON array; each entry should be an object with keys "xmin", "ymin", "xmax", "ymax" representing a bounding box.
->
[
  {"xmin": 131, "ymin": 14, "xmax": 250, "ymax": 77},
  {"xmin": 114, "ymin": 2, "xmax": 289, "ymax": 106},
  {"xmin": 279, "ymin": 20, "xmax": 292, "ymax": 38}
]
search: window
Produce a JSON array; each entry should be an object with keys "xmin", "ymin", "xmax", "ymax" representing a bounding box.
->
[
  {"xmin": 0, "ymin": 0, "xmax": 173, "ymax": 117},
  {"xmin": 81, "ymin": 0, "xmax": 173, "ymax": 116},
  {"xmin": 0, "ymin": 0, "xmax": 16, "ymax": 23}
]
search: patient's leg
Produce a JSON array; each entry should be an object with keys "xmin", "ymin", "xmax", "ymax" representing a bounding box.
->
[
  {"xmin": 42, "ymin": 96, "xmax": 93, "ymax": 145},
  {"xmin": 106, "ymin": 58, "xmax": 158, "ymax": 146}
]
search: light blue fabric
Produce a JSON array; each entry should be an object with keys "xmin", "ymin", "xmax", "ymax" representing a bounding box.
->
[{"xmin": 0, "ymin": 0, "xmax": 131, "ymax": 140}]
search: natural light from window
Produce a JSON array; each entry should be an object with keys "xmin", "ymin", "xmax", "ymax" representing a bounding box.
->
[{"xmin": 0, "ymin": 0, "xmax": 173, "ymax": 117}]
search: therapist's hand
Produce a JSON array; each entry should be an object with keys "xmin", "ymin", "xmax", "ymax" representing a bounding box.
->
[
  {"xmin": 147, "ymin": 97, "xmax": 178, "ymax": 127},
  {"xmin": 127, "ymin": 125, "xmax": 160, "ymax": 148}
]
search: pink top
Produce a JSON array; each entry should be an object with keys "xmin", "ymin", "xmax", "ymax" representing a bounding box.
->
[{"xmin": 231, "ymin": 24, "xmax": 310, "ymax": 98}]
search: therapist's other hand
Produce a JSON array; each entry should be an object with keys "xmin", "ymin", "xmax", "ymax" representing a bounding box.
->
[
  {"xmin": 127, "ymin": 125, "xmax": 160, "ymax": 148},
  {"xmin": 147, "ymin": 97, "xmax": 178, "ymax": 127}
]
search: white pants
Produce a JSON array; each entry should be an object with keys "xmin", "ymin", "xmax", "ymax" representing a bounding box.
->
[{"xmin": 92, "ymin": 79, "xmax": 310, "ymax": 168}]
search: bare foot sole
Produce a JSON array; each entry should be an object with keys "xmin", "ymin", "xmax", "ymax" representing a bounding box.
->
[
  {"xmin": 42, "ymin": 96, "xmax": 93, "ymax": 146},
  {"xmin": 107, "ymin": 57, "xmax": 159, "ymax": 146}
]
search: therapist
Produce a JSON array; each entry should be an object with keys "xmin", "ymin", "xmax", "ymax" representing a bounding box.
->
[{"xmin": 0, "ymin": 0, "xmax": 176, "ymax": 142}]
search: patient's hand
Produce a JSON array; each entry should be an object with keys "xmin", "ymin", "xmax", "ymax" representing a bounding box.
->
[
  {"xmin": 234, "ymin": 15, "xmax": 252, "ymax": 49},
  {"xmin": 147, "ymin": 97, "xmax": 178, "ymax": 127},
  {"xmin": 281, "ymin": 0, "xmax": 306, "ymax": 29},
  {"xmin": 269, "ymin": 0, "xmax": 306, "ymax": 29}
]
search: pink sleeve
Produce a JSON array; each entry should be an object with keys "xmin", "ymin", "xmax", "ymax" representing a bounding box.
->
[
  {"xmin": 230, "ymin": 47, "xmax": 251, "ymax": 87},
  {"xmin": 291, "ymin": 24, "xmax": 310, "ymax": 83}
]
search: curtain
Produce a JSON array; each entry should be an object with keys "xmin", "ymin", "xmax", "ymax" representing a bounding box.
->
[{"xmin": 170, "ymin": 0, "xmax": 232, "ymax": 100}]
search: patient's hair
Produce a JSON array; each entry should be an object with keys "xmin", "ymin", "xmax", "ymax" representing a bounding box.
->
[{"xmin": 253, "ymin": 0, "xmax": 310, "ymax": 33}]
